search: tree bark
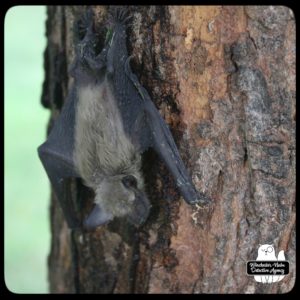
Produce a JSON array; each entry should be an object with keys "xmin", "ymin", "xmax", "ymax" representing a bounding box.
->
[{"xmin": 42, "ymin": 6, "xmax": 295, "ymax": 293}]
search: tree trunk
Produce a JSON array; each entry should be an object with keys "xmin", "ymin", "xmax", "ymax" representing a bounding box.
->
[{"xmin": 42, "ymin": 6, "xmax": 295, "ymax": 293}]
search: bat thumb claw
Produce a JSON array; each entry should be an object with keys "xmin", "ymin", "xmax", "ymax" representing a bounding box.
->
[
  {"xmin": 180, "ymin": 184, "xmax": 211, "ymax": 207},
  {"xmin": 195, "ymin": 192, "xmax": 212, "ymax": 207}
]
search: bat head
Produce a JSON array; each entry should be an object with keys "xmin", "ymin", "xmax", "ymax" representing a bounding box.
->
[{"xmin": 83, "ymin": 174, "xmax": 151, "ymax": 229}]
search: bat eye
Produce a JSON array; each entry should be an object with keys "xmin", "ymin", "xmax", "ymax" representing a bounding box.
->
[{"xmin": 122, "ymin": 175, "xmax": 137, "ymax": 189}]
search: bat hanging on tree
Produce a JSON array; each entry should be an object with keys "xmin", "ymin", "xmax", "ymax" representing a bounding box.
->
[{"xmin": 38, "ymin": 7, "xmax": 210, "ymax": 230}]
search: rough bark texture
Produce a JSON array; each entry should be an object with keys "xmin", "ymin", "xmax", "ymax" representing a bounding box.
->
[{"xmin": 42, "ymin": 6, "xmax": 295, "ymax": 293}]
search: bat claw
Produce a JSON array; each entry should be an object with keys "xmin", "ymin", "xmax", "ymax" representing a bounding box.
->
[
  {"xmin": 195, "ymin": 193, "xmax": 212, "ymax": 206},
  {"xmin": 178, "ymin": 181, "xmax": 211, "ymax": 207}
]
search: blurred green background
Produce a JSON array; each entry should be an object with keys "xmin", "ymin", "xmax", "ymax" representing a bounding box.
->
[{"xmin": 5, "ymin": 6, "xmax": 50, "ymax": 293}]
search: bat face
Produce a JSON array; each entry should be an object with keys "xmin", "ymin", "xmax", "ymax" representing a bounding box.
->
[
  {"xmin": 38, "ymin": 7, "xmax": 210, "ymax": 230},
  {"xmin": 84, "ymin": 175, "xmax": 150, "ymax": 229}
]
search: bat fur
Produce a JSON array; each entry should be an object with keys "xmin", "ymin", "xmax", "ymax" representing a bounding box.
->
[{"xmin": 74, "ymin": 77, "xmax": 146, "ymax": 223}]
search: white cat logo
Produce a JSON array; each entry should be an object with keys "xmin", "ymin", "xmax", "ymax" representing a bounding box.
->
[{"xmin": 254, "ymin": 244, "xmax": 286, "ymax": 283}]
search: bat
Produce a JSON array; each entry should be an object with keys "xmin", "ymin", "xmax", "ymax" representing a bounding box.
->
[{"xmin": 38, "ymin": 7, "xmax": 210, "ymax": 230}]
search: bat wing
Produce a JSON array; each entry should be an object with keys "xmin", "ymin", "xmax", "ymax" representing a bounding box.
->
[
  {"xmin": 38, "ymin": 87, "xmax": 80, "ymax": 228},
  {"xmin": 125, "ymin": 59, "xmax": 210, "ymax": 205},
  {"xmin": 144, "ymin": 100, "xmax": 210, "ymax": 205}
]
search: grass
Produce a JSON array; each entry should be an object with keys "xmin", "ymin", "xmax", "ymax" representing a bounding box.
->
[{"xmin": 4, "ymin": 6, "xmax": 50, "ymax": 293}]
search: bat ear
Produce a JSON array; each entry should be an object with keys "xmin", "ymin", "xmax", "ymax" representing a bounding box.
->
[
  {"xmin": 127, "ymin": 191, "xmax": 151, "ymax": 226},
  {"xmin": 83, "ymin": 204, "xmax": 112, "ymax": 230}
]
